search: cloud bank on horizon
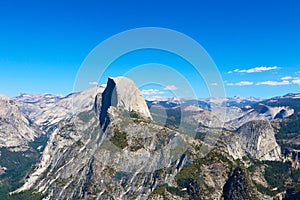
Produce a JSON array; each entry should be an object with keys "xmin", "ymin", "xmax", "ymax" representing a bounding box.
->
[
  {"xmin": 225, "ymin": 66, "xmax": 300, "ymax": 87},
  {"xmin": 141, "ymin": 65, "xmax": 300, "ymax": 100}
]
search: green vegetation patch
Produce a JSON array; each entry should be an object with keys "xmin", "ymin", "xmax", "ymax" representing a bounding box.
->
[
  {"xmin": 0, "ymin": 189, "xmax": 44, "ymax": 200},
  {"xmin": 29, "ymin": 134, "xmax": 48, "ymax": 152},
  {"xmin": 0, "ymin": 148, "xmax": 38, "ymax": 190},
  {"xmin": 109, "ymin": 128, "xmax": 128, "ymax": 149},
  {"xmin": 150, "ymin": 184, "xmax": 165, "ymax": 196},
  {"xmin": 0, "ymin": 146, "xmax": 43, "ymax": 198},
  {"xmin": 276, "ymin": 114, "xmax": 300, "ymax": 151},
  {"xmin": 264, "ymin": 161, "xmax": 291, "ymax": 191},
  {"xmin": 166, "ymin": 185, "xmax": 187, "ymax": 197},
  {"xmin": 250, "ymin": 160, "xmax": 294, "ymax": 196},
  {"xmin": 175, "ymin": 163, "xmax": 199, "ymax": 184}
]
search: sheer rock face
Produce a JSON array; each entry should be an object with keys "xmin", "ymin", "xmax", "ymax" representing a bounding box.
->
[
  {"xmin": 100, "ymin": 77, "xmax": 152, "ymax": 126},
  {"xmin": 0, "ymin": 96, "xmax": 38, "ymax": 150},
  {"xmin": 227, "ymin": 120, "xmax": 281, "ymax": 161},
  {"xmin": 238, "ymin": 120, "xmax": 281, "ymax": 161}
]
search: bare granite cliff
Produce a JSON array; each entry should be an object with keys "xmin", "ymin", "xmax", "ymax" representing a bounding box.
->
[
  {"xmin": 0, "ymin": 96, "xmax": 38, "ymax": 151},
  {"xmin": 226, "ymin": 120, "xmax": 281, "ymax": 161},
  {"xmin": 100, "ymin": 77, "xmax": 152, "ymax": 123}
]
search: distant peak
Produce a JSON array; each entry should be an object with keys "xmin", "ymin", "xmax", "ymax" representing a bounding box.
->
[{"xmin": 99, "ymin": 77, "xmax": 152, "ymax": 127}]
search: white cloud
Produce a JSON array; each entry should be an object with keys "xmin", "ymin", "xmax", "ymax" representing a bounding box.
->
[
  {"xmin": 211, "ymin": 82, "xmax": 218, "ymax": 86},
  {"xmin": 141, "ymin": 89, "xmax": 164, "ymax": 95},
  {"xmin": 145, "ymin": 95, "xmax": 168, "ymax": 101},
  {"xmin": 164, "ymin": 85, "xmax": 178, "ymax": 90},
  {"xmin": 89, "ymin": 81, "xmax": 98, "ymax": 85},
  {"xmin": 226, "ymin": 81, "xmax": 253, "ymax": 86},
  {"xmin": 281, "ymin": 76, "xmax": 292, "ymax": 80},
  {"xmin": 257, "ymin": 80, "xmax": 290, "ymax": 86},
  {"xmin": 235, "ymin": 81, "xmax": 254, "ymax": 86},
  {"xmin": 292, "ymin": 79, "xmax": 300, "ymax": 85},
  {"xmin": 229, "ymin": 66, "xmax": 278, "ymax": 74},
  {"xmin": 295, "ymin": 71, "xmax": 300, "ymax": 76}
]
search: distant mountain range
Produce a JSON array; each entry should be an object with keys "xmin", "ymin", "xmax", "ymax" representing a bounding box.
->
[{"xmin": 0, "ymin": 77, "xmax": 300, "ymax": 199}]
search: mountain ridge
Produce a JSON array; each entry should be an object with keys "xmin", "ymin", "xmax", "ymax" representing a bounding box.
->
[{"xmin": 0, "ymin": 78, "xmax": 299, "ymax": 199}]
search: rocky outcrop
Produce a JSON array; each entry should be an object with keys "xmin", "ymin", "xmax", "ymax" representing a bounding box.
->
[
  {"xmin": 14, "ymin": 109, "xmax": 102, "ymax": 195},
  {"xmin": 100, "ymin": 77, "xmax": 152, "ymax": 126},
  {"xmin": 223, "ymin": 167, "xmax": 257, "ymax": 200},
  {"xmin": 238, "ymin": 120, "xmax": 281, "ymax": 160},
  {"xmin": 227, "ymin": 120, "xmax": 281, "ymax": 161},
  {"xmin": 0, "ymin": 96, "xmax": 38, "ymax": 150}
]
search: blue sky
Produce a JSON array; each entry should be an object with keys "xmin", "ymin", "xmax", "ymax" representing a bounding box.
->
[{"xmin": 0, "ymin": 0, "xmax": 300, "ymax": 98}]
